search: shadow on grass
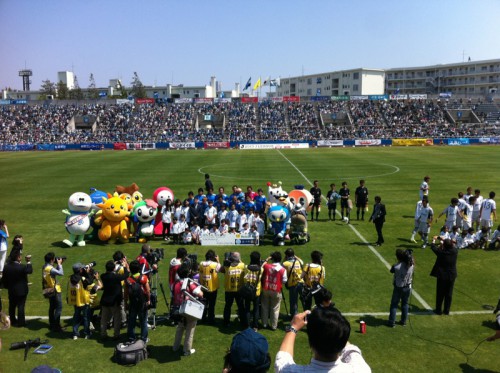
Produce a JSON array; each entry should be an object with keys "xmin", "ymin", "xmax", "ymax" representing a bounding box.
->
[
  {"xmin": 147, "ymin": 344, "xmax": 182, "ymax": 363},
  {"xmin": 350, "ymin": 241, "xmax": 372, "ymax": 246},
  {"xmin": 25, "ymin": 318, "xmax": 73, "ymax": 340},
  {"xmin": 354, "ymin": 314, "xmax": 387, "ymax": 329},
  {"xmin": 481, "ymin": 319, "xmax": 497, "ymax": 330},
  {"xmin": 459, "ymin": 363, "xmax": 498, "ymax": 373}
]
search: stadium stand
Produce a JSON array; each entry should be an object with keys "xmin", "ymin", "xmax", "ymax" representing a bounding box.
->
[{"xmin": 1, "ymin": 99, "xmax": 499, "ymax": 145}]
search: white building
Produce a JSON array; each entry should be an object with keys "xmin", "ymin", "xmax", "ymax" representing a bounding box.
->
[
  {"xmin": 275, "ymin": 68, "xmax": 386, "ymax": 97},
  {"xmin": 386, "ymin": 59, "xmax": 500, "ymax": 96},
  {"xmin": 57, "ymin": 71, "xmax": 75, "ymax": 90}
]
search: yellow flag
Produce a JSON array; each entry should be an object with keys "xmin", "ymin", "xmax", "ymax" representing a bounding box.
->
[{"xmin": 253, "ymin": 78, "xmax": 261, "ymax": 90}]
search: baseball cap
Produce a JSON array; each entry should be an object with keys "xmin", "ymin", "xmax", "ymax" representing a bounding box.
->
[
  {"xmin": 72, "ymin": 263, "xmax": 84, "ymax": 272},
  {"xmin": 229, "ymin": 328, "xmax": 270, "ymax": 370}
]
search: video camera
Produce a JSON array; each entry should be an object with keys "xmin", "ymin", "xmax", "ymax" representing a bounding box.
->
[
  {"xmin": 10, "ymin": 338, "xmax": 48, "ymax": 361},
  {"xmin": 402, "ymin": 249, "xmax": 414, "ymax": 266},
  {"xmin": 146, "ymin": 248, "xmax": 164, "ymax": 266}
]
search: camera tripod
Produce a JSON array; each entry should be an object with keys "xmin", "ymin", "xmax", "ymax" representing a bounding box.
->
[{"xmin": 148, "ymin": 271, "xmax": 170, "ymax": 329}]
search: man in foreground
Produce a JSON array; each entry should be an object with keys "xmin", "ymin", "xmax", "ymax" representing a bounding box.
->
[{"xmin": 275, "ymin": 307, "xmax": 371, "ymax": 372}]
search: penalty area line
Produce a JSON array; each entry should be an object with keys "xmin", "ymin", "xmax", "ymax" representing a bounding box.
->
[{"xmin": 276, "ymin": 149, "xmax": 433, "ymax": 311}]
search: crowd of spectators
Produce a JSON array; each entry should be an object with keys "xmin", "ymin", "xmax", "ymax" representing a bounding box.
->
[{"xmin": 0, "ymin": 99, "xmax": 499, "ymax": 145}]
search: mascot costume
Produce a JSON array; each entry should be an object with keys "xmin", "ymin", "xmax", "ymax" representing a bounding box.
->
[
  {"xmin": 152, "ymin": 186, "xmax": 175, "ymax": 236},
  {"xmin": 94, "ymin": 192, "xmax": 131, "ymax": 244},
  {"xmin": 267, "ymin": 205, "xmax": 290, "ymax": 246},
  {"xmin": 267, "ymin": 181, "xmax": 293, "ymax": 240},
  {"xmin": 132, "ymin": 199, "xmax": 158, "ymax": 243},
  {"xmin": 62, "ymin": 192, "xmax": 94, "ymax": 247},
  {"xmin": 115, "ymin": 183, "xmax": 142, "ymax": 236},
  {"xmin": 86, "ymin": 187, "xmax": 108, "ymax": 241},
  {"xmin": 288, "ymin": 186, "xmax": 313, "ymax": 244}
]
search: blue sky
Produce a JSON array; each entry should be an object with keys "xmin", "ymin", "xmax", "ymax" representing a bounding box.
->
[{"xmin": 1, "ymin": 0, "xmax": 499, "ymax": 91}]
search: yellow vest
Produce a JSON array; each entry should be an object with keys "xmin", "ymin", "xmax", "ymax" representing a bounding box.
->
[
  {"xmin": 199, "ymin": 261, "xmax": 220, "ymax": 292},
  {"xmin": 243, "ymin": 266, "xmax": 263, "ymax": 296},
  {"xmin": 303, "ymin": 264, "xmax": 325, "ymax": 287},
  {"xmin": 224, "ymin": 262, "xmax": 245, "ymax": 292},
  {"xmin": 283, "ymin": 258, "xmax": 304, "ymax": 287},
  {"xmin": 67, "ymin": 280, "xmax": 90, "ymax": 307},
  {"xmin": 43, "ymin": 264, "xmax": 62, "ymax": 293}
]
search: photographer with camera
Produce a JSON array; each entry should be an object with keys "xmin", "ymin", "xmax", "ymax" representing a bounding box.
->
[
  {"xmin": 1, "ymin": 249, "xmax": 32, "ymax": 327},
  {"xmin": 220, "ymin": 252, "xmax": 245, "ymax": 328},
  {"xmin": 42, "ymin": 252, "xmax": 65, "ymax": 332},
  {"xmin": 387, "ymin": 249, "xmax": 414, "ymax": 327},
  {"xmin": 172, "ymin": 264, "xmax": 204, "ymax": 356},
  {"xmin": 124, "ymin": 260, "xmax": 150, "ymax": 344},
  {"xmin": 301, "ymin": 251, "xmax": 325, "ymax": 311},
  {"xmin": 275, "ymin": 307, "xmax": 371, "ymax": 372},
  {"xmin": 198, "ymin": 249, "xmax": 221, "ymax": 325},
  {"xmin": 430, "ymin": 237, "xmax": 458, "ymax": 315},
  {"xmin": 282, "ymin": 248, "xmax": 303, "ymax": 318},
  {"xmin": 100, "ymin": 257, "xmax": 130, "ymax": 340},
  {"xmin": 487, "ymin": 297, "xmax": 500, "ymax": 342},
  {"xmin": 261, "ymin": 251, "xmax": 287, "ymax": 331},
  {"xmin": 67, "ymin": 262, "xmax": 99, "ymax": 340},
  {"xmin": 136, "ymin": 244, "xmax": 155, "ymax": 277},
  {"xmin": 169, "ymin": 248, "xmax": 189, "ymax": 292}
]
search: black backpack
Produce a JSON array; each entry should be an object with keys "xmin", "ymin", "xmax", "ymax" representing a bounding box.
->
[{"xmin": 127, "ymin": 276, "xmax": 146, "ymax": 308}]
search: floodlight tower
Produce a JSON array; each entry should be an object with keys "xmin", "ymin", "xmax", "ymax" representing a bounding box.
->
[{"xmin": 19, "ymin": 69, "xmax": 32, "ymax": 91}]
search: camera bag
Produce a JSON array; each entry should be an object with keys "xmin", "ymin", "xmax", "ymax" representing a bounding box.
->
[{"xmin": 114, "ymin": 340, "xmax": 148, "ymax": 365}]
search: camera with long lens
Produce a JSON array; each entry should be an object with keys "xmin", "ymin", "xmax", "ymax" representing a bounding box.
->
[
  {"xmin": 146, "ymin": 248, "xmax": 164, "ymax": 266},
  {"xmin": 223, "ymin": 252, "xmax": 234, "ymax": 267},
  {"xmin": 403, "ymin": 249, "xmax": 414, "ymax": 266},
  {"xmin": 56, "ymin": 255, "xmax": 67, "ymax": 261}
]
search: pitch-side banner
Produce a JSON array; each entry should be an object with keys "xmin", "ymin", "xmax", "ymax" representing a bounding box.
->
[
  {"xmin": 174, "ymin": 98, "xmax": 193, "ymax": 104},
  {"xmin": 355, "ymin": 139, "xmax": 382, "ymax": 146},
  {"xmin": 392, "ymin": 138, "xmax": 433, "ymax": 146},
  {"xmin": 239, "ymin": 143, "xmax": 309, "ymax": 150},
  {"xmin": 447, "ymin": 138, "xmax": 470, "ymax": 146},
  {"xmin": 204, "ymin": 142, "xmax": 230, "ymax": 149},
  {"xmin": 317, "ymin": 140, "xmax": 344, "ymax": 147},
  {"xmin": 201, "ymin": 233, "xmax": 258, "ymax": 246},
  {"xmin": 169, "ymin": 142, "xmax": 196, "ymax": 149}
]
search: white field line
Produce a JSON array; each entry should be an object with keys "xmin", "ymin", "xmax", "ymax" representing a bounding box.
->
[
  {"xmin": 25, "ymin": 310, "xmax": 493, "ymax": 321},
  {"xmin": 276, "ymin": 150, "xmax": 433, "ymax": 311}
]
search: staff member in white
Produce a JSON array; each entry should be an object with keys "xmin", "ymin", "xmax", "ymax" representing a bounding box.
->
[
  {"xmin": 417, "ymin": 198, "xmax": 434, "ymax": 249},
  {"xmin": 411, "ymin": 196, "xmax": 428, "ymax": 243},
  {"xmin": 480, "ymin": 191, "xmax": 497, "ymax": 231},
  {"xmin": 472, "ymin": 189, "xmax": 484, "ymax": 231},
  {"xmin": 419, "ymin": 176, "xmax": 430, "ymax": 200}
]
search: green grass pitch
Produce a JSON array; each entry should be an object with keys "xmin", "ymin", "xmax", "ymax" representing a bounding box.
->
[{"xmin": 0, "ymin": 146, "xmax": 499, "ymax": 372}]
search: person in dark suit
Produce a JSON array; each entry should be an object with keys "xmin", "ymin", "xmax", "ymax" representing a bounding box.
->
[
  {"xmin": 369, "ymin": 196, "xmax": 387, "ymax": 246},
  {"xmin": 2, "ymin": 250, "xmax": 33, "ymax": 327},
  {"xmin": 100, "ymin": 258, "xmax": 130, "ymax": 340},
  {"xmin": 430, "ymin": 238, "xmax": 458, "ymax": 315}
]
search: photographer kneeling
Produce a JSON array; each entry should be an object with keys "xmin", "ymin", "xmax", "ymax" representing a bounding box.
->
[
  {"xmin": 388, "ymin": 249, "xmax": 414, "ymax": 327},
  {"xmin": 275, "ymin": 307, "xmax": 371, "ymax": 372}
]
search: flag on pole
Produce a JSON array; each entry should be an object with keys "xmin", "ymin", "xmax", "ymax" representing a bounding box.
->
[
  {"xmin": 253, "ymin": 77, "xmax": 261, "ymax": 91},
  {"xmin": 262, "ymin": 77, "xmax": 270, "ymax": 86},
  {"xmin": 270, "ymin": 77, "xmax": 281, "ymax": 87},
  {"xmin": 243, "ymin": 77, "xmax": 251, "ymax": 91}
]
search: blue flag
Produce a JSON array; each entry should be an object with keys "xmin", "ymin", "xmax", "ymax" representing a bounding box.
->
[{"xmin": 243, "ymin": 77, "xmax": 251, "ymax": 91}]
